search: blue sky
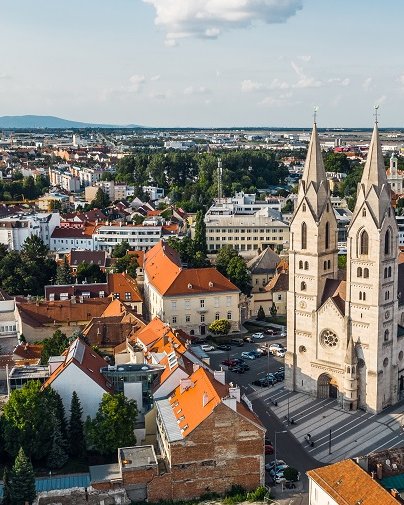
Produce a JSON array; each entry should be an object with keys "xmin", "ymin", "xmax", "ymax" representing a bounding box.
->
[{"xmin": 1, "ymin": 0, "xmax": 404, "ymax": 127}]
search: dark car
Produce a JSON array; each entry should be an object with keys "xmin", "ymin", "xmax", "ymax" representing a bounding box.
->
[
  {"xmin": 221, "ymin": 359, "xmax": 237, "ymax": 367},
  {"xmin": 238, "ymin": 363, "xmax": 250, "ymax": 371},
  {"xmin": 265, "ymin": 444, "xmax": 274, "ymax": 455},
  {"xmin": 250, "ymin": 350, "xmax": 262, "ymax": 358},
  {"xmin": 217, "ymin": 344, "xmax": 231, "ymax": 351},
  {"xmin": 233, "ymin": 358, "xmax": 245, "ymax": 365},
  {"xmin": 274, "ymin": 371, "xmax": 285, "ymax": 381},
  {"xmin": 264, "ymin": 328, "xmax": 275, "ymax": 335},
  {"xmin": 229, "ymin": 365, "xmax": 245, "ymax": 374},
  {"xmin": 252, "ymin": 378, "xmax": 269, "ymax": 387}
]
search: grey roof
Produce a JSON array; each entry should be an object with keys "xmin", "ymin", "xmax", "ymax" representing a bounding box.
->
[
  {"xmin": 155, "ymin": 398, "xmax": 183, "ymax": 442},
  {"xmin": 119, "ymin": 446, "xmax": 158, "ymax": 470},
  {"xmin": 89, "ymin": 464, "xmax": 121, "ymax": 484},
  {"xmin": 247, "ymin": 247, "xmax": 280, "ymax": 274}
]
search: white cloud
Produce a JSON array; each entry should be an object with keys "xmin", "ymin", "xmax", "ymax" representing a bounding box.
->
[
  {"xmin": 128, "ymin": 74, "xmax": 146, "ymax": 92},
  {"xmin": 151, "ymin": 75, "xmax": 161, "ymax": 81},
  {"xmin": 298, "ymin": 55, "xmax": 311, "ymax": 62},
  {"xmin": 260, "ymin": 92, "xmax": 293, "ymax": 107},
  {"xmin": 241, "ymin": 79, "xmax": 265, "ymax": 92},
  {"xmin": 363, "ymin": 77, "xmax": 373, "ymax": 91},
  {"xmin": 184, "ymin": 85, "xmax": 210, "ymax": 95},
  {"xmin": 290, "ymin": 62, "xmax": 349, "ymax": 89},
  {"xmin": 143, "ymin": 0, "xmax": 303, "ymax": 44}
]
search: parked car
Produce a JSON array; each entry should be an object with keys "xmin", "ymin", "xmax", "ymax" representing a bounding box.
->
[
  {"xmin": 252, "ymin": 332, "xmax": 265, "ymax": 339},
  {"xmin": 241, "ymin": 351, "xmax": 256, "ymax": 360},
  {"xmin": 217, "ymin": 344, "xmax": 231, "ymax": 351},
  {"xmin": 200, "ymin": 344, "xmax": 215, "ymax": 352},
  {"xmin": 233, "ymin": 358, "xmax": 245, "ymax": 365},
  {"xmin": 221, "ymin": 359, "xmax": 237, "ymax": 367},
  {"xmin": 265, "ymin": 375, "xmax": 278, "ymax": 386},
  {"xmin": 238, "ymin": 363, "xmax": 250, "ymax": 371},
  {"xmin": 249, "ymin": 350, "xmax": 262, "ymax": 358},
  {"xmin": 265, "ymin": 460, "xmax": 286, "ymax": 472},
  {"xmin": 256, "ymin": 347, "xmax": 268, "ymax": 356},
  {"xmin": 278, "ymin": 366, "xmax": 285, "ymax": 372},
  {"xmin": 264, "ymin": 328, "xmax": 275, "ymax": 335},
  {"xmin": 275, "ymin": 471, "xmax": 300, "ymax": 484},
  {"xmin": 270, "ymin": 464, "xmax": 289, "ymax": 477},
  {"xmin": 265, "ymin": 444, "xmax": 274, "ymax": 454},
  {"xmin": 229, "ymin": 365, "xmax": 245, "ymax": 374},
  {"xmin": 252, "ymin": 378, "xmax": 269, "ymax": 387},
  {"xmin": 274, "ymin": 371, "xmax": 285, "ymax": 381},
  {"xmin": 276, "ymin": 348, "xmax": 286, "ymax": 358},
  {"xmin": 243, "ymin": 335, "xmax": 252, "ymax": 342},
  {"xmin": 269, "ymin": 343, "xmax": 285, "ymax": 354},
  {"xmin": 230, "ymin": 338, "xmax": 244, "ymax": 347}
]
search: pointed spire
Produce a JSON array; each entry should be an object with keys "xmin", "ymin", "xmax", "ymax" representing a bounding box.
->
[
  {"xmin": 301, "ymin": 122, "xmax": 328, "ymax": 190},
  {"xmin": 345, "ymin": 336, "xmax": 357, "ymax": 365},
  {"xmin": 359, "ymin": 121, "xmax": 388, "ymax": 194}
]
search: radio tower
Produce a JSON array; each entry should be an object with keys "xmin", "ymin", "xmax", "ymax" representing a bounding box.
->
[{"xmin": 217, "ymin": 157, "xmax": 223, "ymax": 203}]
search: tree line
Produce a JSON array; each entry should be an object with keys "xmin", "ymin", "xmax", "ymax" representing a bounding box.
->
[{"xmin": 0, "ymin": 174, "xmax": 49, "ymax": 202}]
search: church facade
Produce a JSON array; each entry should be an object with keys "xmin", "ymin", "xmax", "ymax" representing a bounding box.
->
[{"xmin": 285, "ymin": 122, "xmax": 404, "ymax": 414}]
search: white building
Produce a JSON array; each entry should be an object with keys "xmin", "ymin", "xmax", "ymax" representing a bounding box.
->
[
  {"xmin": 48, "ymin": 166, "xmax": 81, "ymax": 192},
  {"xmin": 286, "ymin": 121, "xmax": 404, "ymax": 414},
  {"xmin": 0, "ymin": 212, "xmax": 61, "ymax": 250},
  {"xmin": 93, "ymin": 224, "xmax": 163, "ymax": 252},
  {"xmin": 387, "ymin": 153, "xmax": 404, "ymax": 194}
]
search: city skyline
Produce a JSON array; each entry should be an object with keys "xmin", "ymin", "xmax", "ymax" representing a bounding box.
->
[{"xmin": 2, "ymin": 0, "xmax": 404, "ymax": 127}]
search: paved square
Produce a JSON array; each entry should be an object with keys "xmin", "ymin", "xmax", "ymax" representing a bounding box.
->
[{"xmin": 248, "ymin": 384, "xmax": 404, "ymax": 464}]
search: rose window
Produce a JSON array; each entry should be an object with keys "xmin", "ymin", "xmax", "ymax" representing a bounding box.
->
[{"xmin": 321, "ymin": 330, "xmax": 339, "ymax": 348}]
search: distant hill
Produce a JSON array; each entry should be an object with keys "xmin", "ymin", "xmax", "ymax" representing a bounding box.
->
[{"xmin": 0, "ymin": 115, "xmax": 141, "ymax": 129}]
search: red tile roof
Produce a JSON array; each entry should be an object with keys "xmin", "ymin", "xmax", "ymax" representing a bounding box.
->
[{"xmin": 107, "ymin": 273, "xmax": 143, "ymax": 303}]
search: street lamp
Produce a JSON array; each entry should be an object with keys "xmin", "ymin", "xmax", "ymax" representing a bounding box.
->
[{"xmin": 274, "ymin": 430, "xmax": 287, "ymax": 474}]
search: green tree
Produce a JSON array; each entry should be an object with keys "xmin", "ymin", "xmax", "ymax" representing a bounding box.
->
[
  {"xmin": 226, "ymin": 255, "xmax": 250, "ymax": 293},
  {"xmin": 112, "ymin": 240, "xmax": 130, "ymax": 258},
  {"xmin": 10, "ymin": 447, "xmax": 37, "ymax": 505},
  {"xmin": 115, "ymin": 254, "xmax": 139, "ymax": 278},
  {"xmin": 40, "ymin": 329, "xmax": 70, "ymax": 365},
  {"xmin": 281, "ymin": 200, "xmax": 294, "ymax": 213},
  {"xmin": 208, "ymin": 319, "xmax": 231, "ymax": 335},
  {"xmin": 55, "ymin": 257, "xmax": 73, "ymax": 285},
  {"xmin": 324, "ymin": 152, "xmax": 351, "ymax": 174},
  {"xmin": 338, "ymin": 254, "xmax": 347, "ymax": 269},
  {"xmin": 257, "ymin": 305, "xmax": 266, "ymax": 321},
  {"xmin": 47, "ymin": 414, "xmax": 68, "ymax": 469},
  {"xmin": 270, "ymin": 303, "xmax": 277, "ymax": 317},
  {"xmin": 85, "ymin": 393, "xmax": 138, "ymax": 457},
  {"xmin": 2, "ymin": 381, "xmax": 53, "ymax": 460},
  {"xmin": 2, "ymin": 467, "xmax": 12, "ymax": 505},
  {"xmin": 283, "ymin": 467, "xmax": 299, "ymax": 482},
  {"xmin": 21, "ymin": 235, "xmax": 48, "ymax": 262},
  {"xmin": 76, "ymin": 262, "xmax": 106, "ymax": 284},
  {"xmin": 91, "ymin": 188, "xmax": 110, "ymax": 209},
  {"xmin": 215, "ymin": 245, "xmax": 238, "ymax": 276},
  {"xmin": 69, "ymin": 391, "xmax": 85, "ymax": 458},
  {"xmin": 194, "ymin": 209, "xmax": 207, "ymax": 256},
  {"xmin": 46, "ymin": 388, "xmax": 68, "ymax": 442}
]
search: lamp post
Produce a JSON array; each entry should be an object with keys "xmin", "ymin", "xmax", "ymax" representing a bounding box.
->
[{"xmin": 274, "ymin": 430, "xmax": 287, "ymax": 473}]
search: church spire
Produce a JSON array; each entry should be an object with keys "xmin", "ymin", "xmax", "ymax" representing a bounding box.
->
[
  {"xmin": 359, "ymin": 121, "xmax": 388, "ymax": 194},
  {"xmin": 344, "ymin": 335, "xmax": 357, "ymax": 365},
  {"xmin": 301, "ymin": 121, "xmax": 328, "ymax": 191}
]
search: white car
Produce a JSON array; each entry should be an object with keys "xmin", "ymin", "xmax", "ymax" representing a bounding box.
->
[
  {"xmin": 269, "ymin": 343, "xmax": 284, "ymax": 354},
  {"xmin": 200, "ymin": 344, "xmax": 215, "ymax": 352},
  {"xmin": 270, "ymin": 464, "xmax": 289, "ymax": 477},
  {"xmin": 276, "ymin": 348, "xmax": 286, "ymax": 358},
  {"xmin": 252, "ymin": 332, "xmax": 265, "ymax": 339}
]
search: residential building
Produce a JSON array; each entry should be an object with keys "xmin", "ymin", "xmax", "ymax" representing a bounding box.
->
[
  {"xmin": 67, "ymin": 250, "xmax": 107, "ymax": 272},
  {"xmin": 50, "ymin": 223, "xmax": 95, "ymax": 251},
  {"xmin": 0, "ymin": 289, "xmax": 18, "ymax": 345},
  {"xmin": 144, "ymin": 241, "xmax": 240, "ymax": 336},
  {"xmin": 0, "ymin": 212, "xmax": 60, "ymax": 250},
  {"xmin": 387, "ymin": 154, "xmax": 404, "ymax": 194},
  {"xmin": 247, "ymin": 247, "xmax": 280, "ymax": 316},
  {"xmin": 48, "ymin": 166, "xmax": 81, "ymax": 192},
  {"xmin": 93, "ymin": 224, "xmax": 164, "ymax": 253},
  {"xmin": 286, "ymin": 121, "xmax": 404, "ymax": 414},
  {"xmin": 42, "ymin": 338, "xmax": 113, "ymax": 419}
]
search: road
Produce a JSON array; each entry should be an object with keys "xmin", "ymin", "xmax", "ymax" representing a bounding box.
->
[{"xmin": 202, "ymin": 333, "xmax": 322, "ymax": 491}]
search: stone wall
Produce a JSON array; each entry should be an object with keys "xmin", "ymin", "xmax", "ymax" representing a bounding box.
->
[{"xmin": 35, "ymin": 488, "xmax": 130, "ymax": 505}]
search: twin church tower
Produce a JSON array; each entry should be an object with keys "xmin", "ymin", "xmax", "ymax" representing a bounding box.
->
[{"xmin": 286, "ymin": 121, "xmax": 404, "ymax": 413}]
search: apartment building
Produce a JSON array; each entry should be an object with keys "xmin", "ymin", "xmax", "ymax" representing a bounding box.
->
[
  {"xmin": 0, "ymin": 212, "xmax": 60, "ymax": 250},
  {"xmin": 93, "ymin": 224, "xmax": 163, "ymax": 252},
  {"xmin": 48, "ymin": 166, "xmax": 81, "ymax": 192},
  {"xmin": 144, "ymin": 241, "xmax": 240, "ymax": 336}
]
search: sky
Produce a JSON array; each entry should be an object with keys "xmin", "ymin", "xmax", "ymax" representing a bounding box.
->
[{"xmin": 1, "ymin": 0, "xmax": 404, "ymax": 128}]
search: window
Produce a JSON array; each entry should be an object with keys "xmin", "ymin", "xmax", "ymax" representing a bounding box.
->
[
  {"xmin": 304, "ymin": 261, "xmax": 309, "ymax": 270},
  {"xmin": 200, "ymin": 314, "xmax": 205, "ymax": 323},
  {"xmin": 302, "ymin": 203, "xmax": 306, "ymax": 212},
  {"xmin": 359, "ymin": 230, "xmax": 369, "ymax": 255},
  {"xmin": 172, "ymin": 316, "xmax": 177, "ymax": 324},
  {"xmin": 384, "ymin": 329, "xmax": 390, "ymax": 342},
  {"xmin": 388, "ymin": 266, "xmax": 392, "ymax": 277},
  {"xmin": 226, "ymin": 296, "xmax": 231, "ymax": 307},
  {"xmin": 171, "ymin": 301, "xmax": 177, "ymax": 310},
  {"xmin": 362, "ymin": 208, "xmax": 367, "ymax": 217},
  {"xmin": 278, "ymin": 294, "xmax": 282, "ymax": 301},
  {"xmin": 301, "ymin": 281, "xmax": 307, "ymax": 291},
  {"xmin": 325, "ymin": 222, "xmax": 330, "ymax": 249},
  {"xmin": 185, "ymin": 299, "xmax": 191, "ymax": 310},
  {"xmin": 301, "ymin": 222, "xmax": 307, "ymax": 250},
  {"xmin": 227, "ymin": 311, "xmax": 232, "ymax": 320},
  {"xmin": 200, "ymin": 299, "xmax": 205, "ymax": 308},
  {"xmin": 215, "ymin": 312, "xmax": 220, "ymax": 320},
  {"xmin": 385, "ymin": 291, "xmax": 390, "ymax": 301},
  {"xmin": 299, "ymin": 260, "xmax": 303, "ymax": 269},
  {"xmin": 357, "ymin": 267, "xmax": 363, "ymax": 277},
  {"xmin": 364, "ymin": 268, "xmax": 369, "ymax": 278},
  {"xmin": 385, "ymin": 229, "xmax": 391, "ymax": 256},
  {"xmin": 185, "ymin": 314, "xmax": 190, "ymax": 322},
  {"xmin": 324, "ymin": 261, "xmax": 327, "ymax": 270},
  {"xmin": 328, "ymin": 260, "xmax": 331, "ymax": 269},
  {"xmin": 125, "ymin": 292, "xmax": 131, "ymax": 300}
]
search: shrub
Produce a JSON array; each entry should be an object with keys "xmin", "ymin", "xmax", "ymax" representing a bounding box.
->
[{"xmin": 283, "ymin": 466, "xmax": 299, "ymax": 482}]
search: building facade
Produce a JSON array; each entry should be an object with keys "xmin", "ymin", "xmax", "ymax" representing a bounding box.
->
[{"xmin": 286, "ymin": 122, "xmax": 404, "ymax": 414}]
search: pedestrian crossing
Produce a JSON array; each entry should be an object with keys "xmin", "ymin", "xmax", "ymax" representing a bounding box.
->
[{"xmin": 248, "ymin": 385, "xmax": 404, "ymax": 463}]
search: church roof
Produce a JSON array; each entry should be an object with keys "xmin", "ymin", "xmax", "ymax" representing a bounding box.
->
[
  {"xmin": 247, "ymin": 247, "xmax": 280, "ymax": 274},
  {"xmin": 321, "ymin": 279, "xmax": 346, "ymax": 315},
  {"xmin": 360, "ymin": 122, "xmax": 388, "ymax": 193},
  {"xmin": 301, "ymin": 122, "xmax": 328, "ymax": 190}
]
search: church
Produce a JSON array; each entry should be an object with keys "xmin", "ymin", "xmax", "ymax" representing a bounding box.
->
[{"xmin": 285, "ymin": 120, "xmax": 404, "ymax": 414}]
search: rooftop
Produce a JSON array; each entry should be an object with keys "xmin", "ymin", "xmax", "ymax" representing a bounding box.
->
[{"xmin": 119, "ymin": 445, "xmax": 158, "ymax": 470}]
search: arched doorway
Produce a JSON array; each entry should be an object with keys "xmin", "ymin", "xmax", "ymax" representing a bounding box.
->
[{"xmin": 318, "ymin": 373, "xmax": 338, "ymax": 399}]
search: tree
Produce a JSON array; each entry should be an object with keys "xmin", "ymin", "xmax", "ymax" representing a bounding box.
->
[
  {"xmin": 47, "ymin": 414, "xmax": 68, "ymax": 469},
  {"xmin": 85, "ymin": 393, "xmax": 138, "ymax": 457},
  {"xmin": 55, "ymin": 257, "xmax": 73, "ymax": 285},
  {"xmin": 281, "ymin": 200, "xmax": 294, "ymax": 213},
  {"xmin": 2, "ymin": 467, "xmax": 12, "ymax": 505},
  {"xmin": 76, "ymin": 262, "xmax": 106, "ymax": 284},
  {"xmin": 194, "ymin": 209, "xmax": 207, "ymax": 256},
  {"xmin": 92, "ymin": 188, "xmax": 110, "ymax": 209},
  {"xmin": 257, "ymin": 306, "xmax": 266, "ymax": 321},
  {"xmin": 270, "ymin": 303, "xmax": 277, "ymax": 317},
  {"xmin": 40, "ymin": 329, "xmax": 70, "ymax": 365},
  {"xmin": 208, "ymin": 319, "xmax": 231, "ymax": 335},
  {"xmin": 338, "ymin": 254, "xmax": 347, "ymax": 269},
  {"xmin": 215, "ymin": 245, "xmax": 238, "ymax": 276},
  {"xmin": 115, "ymin": 254, "xmax": 138, "ymax": 278},
  {"xmin": 324, "ymin": 152, "xmax": 350, "ymax": 174},
  {"xmin": 10, "ymin": 447, "xmax": 37, "ymax": 505},
  {"xmin": 112, "ymin": 240, "xmax": 130, "ymax": 258},
  {"xmin": 21, "ymin": 235, "xmax": 48, "ymax": 262},
  {"xmin": 46, "ymin": 388, "xmax": 68, "ymax": 442},
  {"xmin": 69, "ymin": 391, "xmax": 85, "ymax": 458},
  {"xmin": 283, "ymin": 467, "xmax": 299, "ymax": 482},
  {"xmin": 226, "ymin": 255, "xmax": 250, "ymax": 293}
]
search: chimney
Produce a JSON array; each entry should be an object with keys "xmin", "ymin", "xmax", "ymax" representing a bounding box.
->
[
  {"xmin": 376, "ymin": 463, "xmax": 383, "ymax": 480},
  {"xmin": 229, "ymin": 384, "xmax": 241, "ymax": 402},
  {"xmin": 222, "ymin": 396, "xmax": 237, "ymax": 412},
  {"xmin": 202, "ymin": 392, "xmax": 209, "ymax": 407},
  {"xmin": 391, "ymin": 489, "xmax": 399, "ymax": 498},
  {"xmin": 214, "ymin": 368, "xmax": 226, "ymax": 385}
]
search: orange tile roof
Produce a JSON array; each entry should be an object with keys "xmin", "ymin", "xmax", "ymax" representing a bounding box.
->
[
  {"xmin": 13, "ymin": 343, "xmax": 43, "ymax": 360},
  {"xmin": 307, "ymin": 459, "xmax": 399, "ymax": 505},
  {"xmin": 136, "ymin": 317, "xmax": 170, "ymax": 347},
  {"xmin": 42, "ymin": 337, "xmax": 113, "ymax": 393},
  {"xmin": 144, "ymin": 241, "xmax": 239, "ymax": 296},
  {"xmin": 107, "ymin": 273, "xmax": 143, "ymax": 303}
]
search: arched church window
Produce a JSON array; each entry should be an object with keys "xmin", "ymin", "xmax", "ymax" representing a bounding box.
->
[
  {"xmin": 362, "ymin": 208, "xmax": 367, "ymax": 217},
  {"xmin": 304, "ymin": 261, "xmax": 309, "ymax": 270},
  {"xmin": 363, "ymin": 292, "xmax": 366, "ymax": 301},
  {"xmin": 302, "ymin": 203, "xmax": 306, "ymax": 212},
  {"xmin": 385, "ymin": 229, "xmax": 391, "ymax": 256},
  {"xmin": 384, "ymin": 329, "xmax": 389, "ymax": 341},
  {"xmin": 301, "ymin": 222, "xmax": 307, "ymax": 250},
  {"xmin": 357, "ymin": 267, "xmax": 362, "ymax": 277},
  {"xmin": 299, "ymin": 260, "xmax": 303, "ymax": 269},
  {"xmin": 359, "ymin": 292, "xmax": 362, "ymax": 301},
  {"xmin": 359, "ymin": 230, "xmax": 369, "ymax": 255},
  {"xmin": 352, "ymin": 366, "xmax": 355, "ymax": 374},
  {"xmin": 388, "ymin": 266, "xmax": 392, "ymax": 277},
  {"xmin": 301, "ymin": 281, "xmax": 307, "ymax": 291},
  {"xmin": 364, "ymin": 268, "xmax": 369, "ymax": 278},
  {"xmin": 347, "ymin": 366, "xmax": 351, "ymax": 374},
  {"xmin": 328, "ymin": 260, "xmax": 331, "ymax": 269},
  {"xmin": 324, "ymin": 261, "xmax": 327, "ymax": 270},
  {"xmin": 320, "ymin": 329, "xmax": 339, "ymax": 348},
  {"xmin": 325, "ymin": 222, "xmax": 330, "ymax": 249}
]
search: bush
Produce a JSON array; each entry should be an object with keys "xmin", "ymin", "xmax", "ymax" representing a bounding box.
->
[
  {"xmin": 247, "ymin": 486, "xmax": 268, "ymax": 502},
  {"xmin": 283, "ymin": 466, "xmax": 299, "ymax": 482}
]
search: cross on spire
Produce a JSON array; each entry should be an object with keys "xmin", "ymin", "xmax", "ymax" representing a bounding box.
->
[
  {"xmin": 313, "ymin": 106, "xmax": 319, "ymax": 124},
  {"xmin": 374, "ymin": 104, "xmax": 380, "ymax": 124}
]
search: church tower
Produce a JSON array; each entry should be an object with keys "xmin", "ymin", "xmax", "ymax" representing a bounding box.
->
[
  {"xmin": 286, "ymin": 122, "xmax": 339, "ymax": 392},
  {"xmin": 346, "ymin": 121, "xmax": 399, "ymax": 413}
]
